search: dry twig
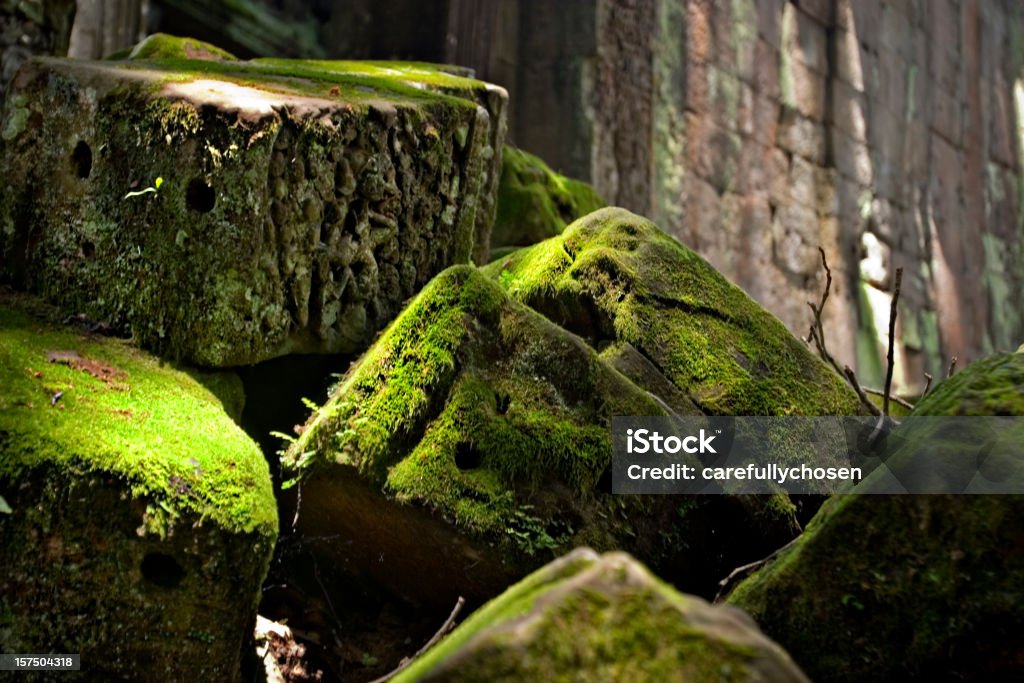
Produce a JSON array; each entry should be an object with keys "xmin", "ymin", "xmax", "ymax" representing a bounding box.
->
[
  {"xmin": 843, "ymin": 365, "xmax": 881, "ymax": 416},
  {"xmin": 369, "ymin": 596, "xmax": 466, "ymax": 683},
  {"xmin": 880, "ymin": 268, "xmax": 903, "ymax": 418},
  {"xmin": 923, "ymin": 372, "xmax": 933, "ymax": 396},
  {"xmin": 863, "ymin": 386, "xmax": 914, "ymax": 411},
  {"xmin": 947, "ymin": 356, "xmax": 958, "ymax": 378},
  {"xmin": 805, "ymin": 248, "xmax": 844, "ymax": 377},
  {"xmin": 715, "ymin": 536, "xmax": 801, "ymax": 603}
]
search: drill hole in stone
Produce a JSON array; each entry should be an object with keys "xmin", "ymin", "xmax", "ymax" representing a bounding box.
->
[
  {"xmin": 141, "ymin": 552, "xmax": 185, "ymax": 588},
  {"xmin": 454, "ymin": 442, "xmax": 483, "ymax": 471},
  {"xmin": 186, "ymin": 178, "xmax": 216, "ymax": 213},
  {"xmin": 71, "ymin": 141, "xmax": 92, "ymax": 179}
]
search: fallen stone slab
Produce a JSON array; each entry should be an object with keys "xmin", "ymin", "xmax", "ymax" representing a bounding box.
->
[
  {"xmin": 727, "ymin": 349, "xmax": 1024, "ymax": 681},
  {"xmin": 395, "ymin": 548, "xmax": 810, "ymax": 682},
  {"xmin": 0, "ymin": 290, "xmax": 278, "ymax": 680},
  {"xmin": 0, "ymin": 38, "xmax": 507, "ymax": 366},
  {"xmin": 283, "ymin": 266, "xmax": 799, "ymax": 609}
]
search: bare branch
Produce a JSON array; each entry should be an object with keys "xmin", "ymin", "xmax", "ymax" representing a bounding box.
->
[
  {"xmin": 843, "ymin": 365, "xmax": 881, "ymax": 416},
  {"xmin": 923, "ymin": 372, "xmax": 933, "ymax": 396},
  {"xmin": 881, "ymin": 268, "xmax": 903, "ymax": 417},
  {"xmin": 370, "ymin": 596, "xmax": 466, "ymax": 683},
  {"xmin": 862, "ymin": 386, "xmax": 914, "ymax": 411},
  {"xmin": 805, "ymin": 248, "xmax": 844, "ymax": 377},
  {"xmin": 715, "ymin": 536, "xmax": 801, "ymax": 603}
]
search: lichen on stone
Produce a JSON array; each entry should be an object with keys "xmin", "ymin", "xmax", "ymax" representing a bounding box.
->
[{"xmin": 0, "ymin": 41, "xmax": 508, "ymax": 366}]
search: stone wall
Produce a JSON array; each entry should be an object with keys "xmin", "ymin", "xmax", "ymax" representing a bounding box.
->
[
  {"xmin": 0, "ymin": 0, "xmax": 75, "ymax": 102},
  {"xmin": 476, "ymin": 0, "xmax": 1024, "ymax": 392}
]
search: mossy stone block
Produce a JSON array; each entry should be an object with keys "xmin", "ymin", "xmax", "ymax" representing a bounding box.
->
[
  {"xmin": 727, "ymin": 351, "xmax": 1024, "ymax": 681},
  {"xmin": 396, "ymin": 549, "xmax": 810, "ymax": 682},
  {"xmin": 284, "ymin": 266, "xmax": 799, "ymax": 608},
  {"xmin": 491, "ymin": 145, "xmax": 607, "ymax": 251},
  {"xmin": 484, "ymin": 207, "xmax": 861, "ymax": 416},
  {"xmin": 0, "ymin": 41, "xmax": 507, "ymax": 366},
  {"xmin": 0, "ymin": 291, "xmax": 277, "ymax": 679}
]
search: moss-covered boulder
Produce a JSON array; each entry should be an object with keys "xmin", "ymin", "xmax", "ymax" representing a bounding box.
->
[
  {"xmin": 395, "ymin": 548, "xmax": 809, "ymax": 682},
  {"xmin": 726, "ymin": 350, "xmax": 1024, "ymax": 681},
  {"xmin": 0, "ymin": 291, "xmax": 278, "ymax": 679},
  {"xmin": 490, "ymin": 146, "xmax": 606, "ymax": 253},
  {"xmin": 484, "ymin": 207, "xmax": 861, "ymax": 416},
  {"xmin": 284, "ymin": 266, "xmax": 799, "ymax": 607},
  {"xmin": 0, "ymin": 40, "xmax": 507, "ymax": 366}
]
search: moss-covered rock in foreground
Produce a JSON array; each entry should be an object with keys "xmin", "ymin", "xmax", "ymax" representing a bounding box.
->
[
  {"xmin": 0, "ymin": 39, "xmax": 507, "ymax": 366},
  {"xmin": 490, "ymin": 146, "xmax": 606, "ymax": 252},
  {"xmin": 727, "ymin": 350, "xmax": 1024, "ymax": 681},
  {"xmin": 0, "ymin": 291, "xmax": 278, "ymax": 680},
  {"xmin": 284, "ymin": 266, "xmax": 799, "ymax": 607},
  {"xmin": 395, "ymin": 548, "xmax": 809, "ymax": 682},
  {"xmin": 483, "ymin": 207, "xmax": 861, "ymax": 416}
]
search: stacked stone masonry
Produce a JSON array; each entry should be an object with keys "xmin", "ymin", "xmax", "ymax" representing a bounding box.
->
[{"xmin": 455, "ymin": 0, "xmax": 1024, "ymax": 392}]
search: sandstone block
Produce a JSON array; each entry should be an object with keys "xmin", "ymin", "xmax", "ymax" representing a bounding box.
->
[{"xmin": 0, "ymin": 47, "xmax": 507, "ymax": 366}]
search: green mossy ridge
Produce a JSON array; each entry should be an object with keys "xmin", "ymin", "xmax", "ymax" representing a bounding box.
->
[
  {"xmin": 397, "ymin": 549, "xmax": 808, "ymax": 683},
  {"xmin": 491, "ymin": 146, "xmax": 607, "ymax": 249},
  {"xmin": 125, "ymin": 33, "xmax": 238, "ymax": 61},
  {"xmin": 727, "ymin": 351, "xmax": 1024, "ymax": 681},
  {"xmin": 287, "ymin": 265, "xmax": 665, "ymax": 549},
  {"xmin": 0, "ymin": 293, "xmax": 276, "ymax": 536},
  {"xmin": 97, "ymin": 33, "xmax": 495, "ymax": 112},
  {"xmin": 483, "ymin": 207, "xmax": 861, "ymax": 416},
  {"xmin": 909, "ymin": 350, "xmax": 1024, "ymax": 416}
]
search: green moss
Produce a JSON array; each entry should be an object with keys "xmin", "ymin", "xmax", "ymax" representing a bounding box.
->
[
  {"xmin": 287, "ymin": 265, "xmax": 665, "ymax": 557},
  {"xmin": 491, "ymin": 146, "xmax": 607, "ymax": 249},
  {"xmin": 483, "ymin": 207, "xmax": 861, "ymax": 416},
  {"xmin": 727, "ymin": 351, "xmax": 1024, "ymax": 680},
  {"xmin": 2, "ymin": 48, "xmax": 500, "ymax": 366},
  {"xmin": 0, "ymin": 292, "xmax": 276, "ymax": 535},
  {"xmin": 126, "ymin": 33, "xmax": 238, "ymax": 61},
  {"xmin": 397, "ymin": 550, "xmax": 807, "ymax": 682},
  {"xmin": 910, "ymin": 350, "xmax": 1024, "ymax": 417}
]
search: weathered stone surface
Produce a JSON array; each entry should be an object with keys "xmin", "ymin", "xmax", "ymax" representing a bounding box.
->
[
  {"xmin": 0, "ymin": 44, "xmax": 507, "ymax": 366},
  {"xmin": 727, "ymin": 349, "xmax": 1024, "ymax": 681},
  {"xmin": 0, "ymin": 0, "xmax": 75, "ymax": 102},
  {"xmin": 484, "ymin": 207, "xmax": 861, "ymax": 417},
  {"xmin": 490, "ymin": 145, "xmax": 606, "ymax": 252},
  {"xmin": 0, "ymin": 290, "xmax": 278, "ymax": 680},
  {"xmin": 395, "ymin": 549, "xmax": 810, "ymax": 683},
  {"xmin": 283, "ymin": 265, "xmax": 800, "ymax": 608}
]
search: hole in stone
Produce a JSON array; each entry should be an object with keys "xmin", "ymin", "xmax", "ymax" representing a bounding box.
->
[
  {"xmin": 81, "ymin": 241, "xmax": 95, "ymax": 259},
  {"xmin": 454, "ymin": 442, "xmax": 482, "ymax": 471},
  {"xmin": 71, "ymin": 141, "xmax": 92, "ymax": 179},
  {"xmin": 186, "ymin": 178, "xmax": 216, "ymax": 213},
  {"xmin": 141, "ymin": 552, "xmax": 185, "ymax": 588}
]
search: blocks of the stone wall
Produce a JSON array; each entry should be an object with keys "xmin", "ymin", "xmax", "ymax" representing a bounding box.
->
[
  {"xmin": 831, "ymin": 77, "xmax": 868, "ymax": 142},
  {"xmin": 777, "ymin": 108, "xmax": 827, "ymax": 164}
]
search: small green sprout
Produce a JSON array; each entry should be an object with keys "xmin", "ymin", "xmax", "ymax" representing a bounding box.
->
[{"xmin": 124, "ymin": 176, "xmax": 164, "ymax": 199}]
